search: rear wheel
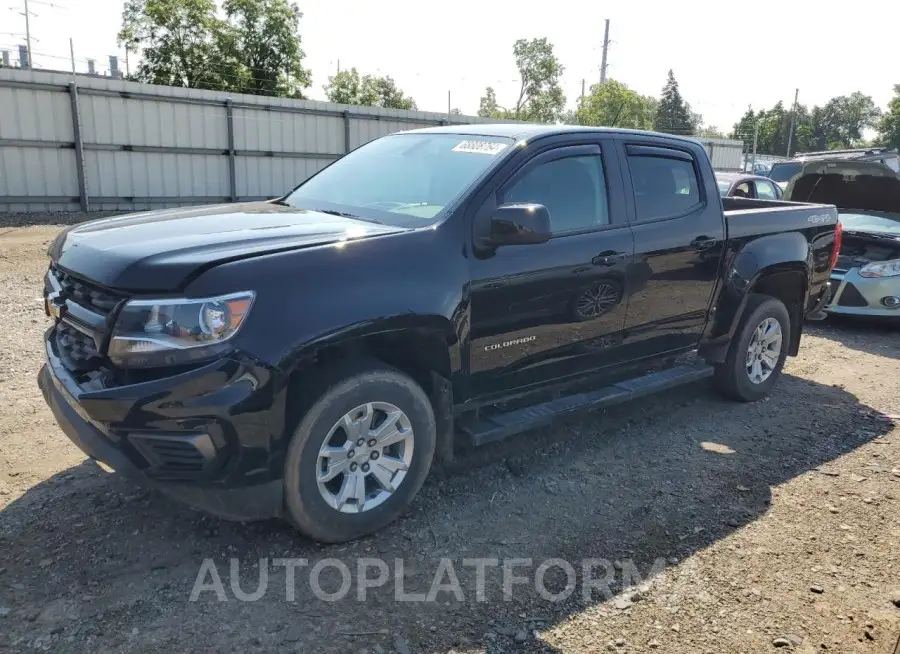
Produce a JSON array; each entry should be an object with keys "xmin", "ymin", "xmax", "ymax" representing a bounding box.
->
[
  {"xmin": 714, "ymin": 295, "xmax": 790, "ymax": 402},
  {"xmin": 283, "ymin": 363, "xmax": 436, "ymax": 542}
]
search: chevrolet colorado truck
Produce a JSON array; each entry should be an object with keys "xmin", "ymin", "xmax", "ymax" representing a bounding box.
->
[{"xmin": 38, "ymin": 125, "xmax": 840, "ymax": 543}]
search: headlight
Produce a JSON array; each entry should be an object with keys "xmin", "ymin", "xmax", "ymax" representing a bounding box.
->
[
  {"xmin": 859, "ymin": 259, "xmax": 900, "ymax": 278},
  {"xmin": 108, "ymin": 291, "xmax": 255, "ymax": 367}
]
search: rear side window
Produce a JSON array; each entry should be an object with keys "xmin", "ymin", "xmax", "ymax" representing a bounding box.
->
[
  {"xmin": 755, "ymin": 180, "xmax": 778, "ymax": 200},
  {"xmin": 627, "ymin": 154, "xmax": 701, "ymax": 221},
  {"xmin": 883, "ymin": 158, "xmax": 900, "ymax": 173}
]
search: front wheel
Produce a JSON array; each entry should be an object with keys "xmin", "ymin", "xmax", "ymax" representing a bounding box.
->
[
  {"xmin": 283, "ymin": 363, "xmax": 436, "ymax": 543},
  {"xmin": 714, "ymin": 295, "xmax": 791, "ymax": 402}
]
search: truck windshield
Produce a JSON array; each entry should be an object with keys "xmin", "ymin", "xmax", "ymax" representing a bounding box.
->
[
  {"xmin": 768, "ymin": 162, "xmax": 802, "ymax": 182},
  {"xmin": 283, "ymin": 133, "xmax": 515, "ymax": 227}
]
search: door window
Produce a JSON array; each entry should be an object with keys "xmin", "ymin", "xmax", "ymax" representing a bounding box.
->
[
  {"xmin": 501, "ymin": 155, "xmax": 609, "ymax": 232},
  {"xmin": 754, "ymin": 179, "xmax": 778, "ymax": 199},
  {"xmin": 732, "ymin": 182, "xmax": 752, "ymax": 198},
  {"xmin": 627, "ymin": 153, "xmax": 701, "ymax": 221}
]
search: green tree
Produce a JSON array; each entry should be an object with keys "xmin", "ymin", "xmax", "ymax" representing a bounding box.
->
[
  {"xmin": 477, "ymin": 38, "xmax": 566, "ymax": 123},
  {"xmin": 822, "ymin": 92, "xmax": 881, "ymax": 148},
  {"xmin": 324, "ymin": 68, "xmax": 416, "ymax": 110},
  {"xmin": 653, "ymin": 70, "xmax": 693, "ymax": 135},
  {"xmin": 730, "ymin": 106, "xmax": 759, "ymax": 142},
  {"xmin": 119, "ymin": 0, "xmax": 227, "ymax": 89},
  {"xmin": 478, "ymin": 86, "xmax": 507, "ymax": 119},
  {"xmin": 219, "ymin": 0, "xmax": 311, "ymax": 97},
  {"xmin": 575, "ymin": 80, "xmax": 654, "ymax": 129},
  {"xmin": 731, "ymin": 103, "xmax": 800, "ymax": 156},
  {"xmin": 877, "ymin": 84, "xmax": 900, "ymax": 150},
  {"xmin": 696, "ymin": 124, "xmax": 726, "ymax": 139}
]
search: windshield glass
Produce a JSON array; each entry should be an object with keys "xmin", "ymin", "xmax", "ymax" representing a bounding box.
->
[
  {"xmin": 839, "ymin": 211, "xmax": 900, "ymax": 235},
  {"xmin": 717, "ymin": 179, "xmax": 731, "ymax": 196},
  {"xmin": 768, "ymin": 162, "xmax": 802, "ymax": 182},
  {"xmin": 284, "ymin": 133, "xmax": 514, "ymax": 227}
]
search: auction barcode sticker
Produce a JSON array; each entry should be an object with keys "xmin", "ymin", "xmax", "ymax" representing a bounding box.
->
[{"xmin": 451, "ymin": 140, "xmax": 508, "ymax": 155}]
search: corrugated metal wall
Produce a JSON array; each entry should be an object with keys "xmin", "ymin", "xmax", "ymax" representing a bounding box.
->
[
  {"xmin": 0, "ymin": 67, "xmax": 746, "ymax": 212},
  {"xmin": 700, "ymin": 138, "xmax": 744, "ymax": 172},
  {"xmin": 0, "ymin": 67, "xmax": 512, "ymax": 212}
]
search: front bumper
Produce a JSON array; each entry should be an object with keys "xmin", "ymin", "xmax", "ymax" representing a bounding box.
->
[
  {"xmin": 37, "ymin": 339, "xmax": 288, "ymax": 521},
  {"xmin": 826, "ymin": 268, "xmax": 900, "ymax": 317}
]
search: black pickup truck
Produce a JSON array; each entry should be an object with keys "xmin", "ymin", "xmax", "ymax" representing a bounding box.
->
[{"xmin": 38, "ymin": 125, "xmax": 840, "ymax": 542}]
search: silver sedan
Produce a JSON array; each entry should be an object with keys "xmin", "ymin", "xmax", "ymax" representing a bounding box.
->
[{"xmin": 827, "ymin": 211, "xmax": 900, "ymax": 317}]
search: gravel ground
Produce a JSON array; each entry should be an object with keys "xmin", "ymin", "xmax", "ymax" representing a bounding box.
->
[
  {"xmin": 0, "ymin": 212, "xmax": 126, "ymax": 229},
  {"xmin": 1, "ymin": 225, "xmax": 899, "ymax": 654}
]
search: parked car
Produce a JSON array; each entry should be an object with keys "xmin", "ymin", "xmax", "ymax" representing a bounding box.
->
[
  {"xmin": 742, "ymin": 161, "xmax": 772, "ymax": 176},
  {"xmin": 783, "ymin": 159, "xmax": 900, "ymax": 318},
  {"xmin": 716, "ymin": 172, "xmax": 783, "ymax": 200},
  {"xmin": 769, "ymin": 147, "xmax": 900, "ymax": 191},
  {"xmin": 38, "ymin": 124, "xmax": 839, "ymax": 542}
]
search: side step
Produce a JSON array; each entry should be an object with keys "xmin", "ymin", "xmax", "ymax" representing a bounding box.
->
[{"xmin": 463, "ymin": 363, "xmax": 714, "ymax": 447}]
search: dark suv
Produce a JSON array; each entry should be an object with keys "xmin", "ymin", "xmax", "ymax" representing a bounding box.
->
[{"xmin": 769, "ymin": 148, "xmax": 900, "ymax": 189}]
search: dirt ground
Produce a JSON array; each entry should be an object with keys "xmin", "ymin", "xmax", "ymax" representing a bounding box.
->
[{"xmin": 1, "ymin": 225, "xmax": 899, "ymax": 654}]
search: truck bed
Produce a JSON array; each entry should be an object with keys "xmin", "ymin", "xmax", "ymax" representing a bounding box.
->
[{"xmin": 721, "ymin": 197, "xmax": 838, "ymax": 240}]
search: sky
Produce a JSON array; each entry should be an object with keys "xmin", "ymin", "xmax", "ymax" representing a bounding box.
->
[{"xmin": 1, "ymin": 0, "xmax": 896, "ymax": 142}]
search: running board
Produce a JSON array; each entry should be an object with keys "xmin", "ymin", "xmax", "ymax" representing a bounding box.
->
[{"xmin": 463, "ymin": 363, "xmax": 714, "ymax": 447}]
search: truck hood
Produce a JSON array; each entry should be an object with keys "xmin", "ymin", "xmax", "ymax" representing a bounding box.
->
[{"xmin": 48, "ymin": 202, "xmax": 407, "ymax": 291}]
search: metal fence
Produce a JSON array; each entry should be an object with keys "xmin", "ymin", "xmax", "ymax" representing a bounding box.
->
[
  {"xmin": 701, "ymin": 138, "xmax": 744, "ymax": 172},
  {"xmin": 0, "ymin": 67, "xmax": 745, "ymax": 212},
  {"xmin": 0, "ymin": 67, "xmax": 514, "ymax": 213}
]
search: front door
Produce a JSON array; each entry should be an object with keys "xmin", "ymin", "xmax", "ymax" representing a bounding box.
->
[
  {"xmin": 468, "ymin": 140, "xmax": 635, "ymax": 398},
  {"xmin": 620, "ymin": 142, "xmax": 725, "ymax": 358}
]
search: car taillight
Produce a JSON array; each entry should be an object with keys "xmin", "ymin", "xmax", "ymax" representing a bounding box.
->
[{"xmin": 829, "ymin": 221, "xmax": 842, "ymax": 271}]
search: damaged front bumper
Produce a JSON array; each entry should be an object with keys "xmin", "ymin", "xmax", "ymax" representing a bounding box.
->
[{"xmin": 37, "ymin": 335, "xmax": 288, "ymax": 521}]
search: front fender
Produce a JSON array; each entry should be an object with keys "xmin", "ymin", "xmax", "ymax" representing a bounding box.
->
[
  {"xmin": 701, "ymin": 232, "xmax": 810, "ymax": 361},
  {"xmin": 279, "ymin": 314, "xmax": 460, "ymax": 376}
]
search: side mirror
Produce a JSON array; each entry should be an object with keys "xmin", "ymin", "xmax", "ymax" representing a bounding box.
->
[{"xmin": 488, "ymin": 203, "xmax": 552, "ymax": 246}]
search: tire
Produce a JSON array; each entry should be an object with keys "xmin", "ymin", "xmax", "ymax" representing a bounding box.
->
[
  {"xmin": 714, "ymin": 294, "xmax": 791, "ymax": 402},
  {"xmin": 283, "ymin": 362, "xmax": 436, "ymax": 543}
]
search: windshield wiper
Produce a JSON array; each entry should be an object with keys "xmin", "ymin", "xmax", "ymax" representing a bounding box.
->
[{"xmin": 312, "ymin": 208, "xmax": 384, "ymax": 225}]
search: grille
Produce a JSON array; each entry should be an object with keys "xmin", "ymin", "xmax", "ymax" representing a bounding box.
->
[
  {"xmin": 55, "ymin": 323, "xmax": 102, "ymax": 372},
  {"xmin": 129, "ymin": 434, "xmax": 214, "ymax": 479},
  {"xmin": 47, "ymin": 267, "xmax": 125, "ymax": 379},
  {"xmin": 52, "ymin": 266, "xmax": 121, "ymax": 316},
  {"xmin": 837, "ymin": 283, "xmax": 868, "ymax": 307}
]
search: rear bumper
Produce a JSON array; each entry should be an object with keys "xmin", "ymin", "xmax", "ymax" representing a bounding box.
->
[
  {"xmin": 804, "ymin": 281, "xmax": 833, "ymax": 320},
  {"xmin": 826, "ymin": 269, "xmax": 900, "ymax": 317},
  {"xmin": 37, "ymin": 343, "xmax": 287, "ymax": 521}
]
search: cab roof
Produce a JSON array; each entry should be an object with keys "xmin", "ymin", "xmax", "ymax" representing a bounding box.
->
[{"xmin": 405, "ymin": 122, "xmax": 703, "ymax": 145}]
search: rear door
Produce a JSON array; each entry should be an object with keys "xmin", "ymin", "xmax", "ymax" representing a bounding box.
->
[
  {"xmin": 467, "ymin": 137, "xmax": 635, "ymax": 397},
  {"xmin": 619, "ymin": 140, "xmax": 725, "ymax": 358}
]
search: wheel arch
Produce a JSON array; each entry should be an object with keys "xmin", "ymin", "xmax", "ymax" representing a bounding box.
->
[
  {"xmin": 701, "ymin": 254, "xmax": 809, "ymax": 363},
  {"xmin": 282, "ymin": 316, "xmax": 459, "ymax": 462}
]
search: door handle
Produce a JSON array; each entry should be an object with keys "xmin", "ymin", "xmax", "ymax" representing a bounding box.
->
[
  {"xmin": 690, "ymin": 236, "xmax": 716, "ymax": 250},
  {"xmin": 592, "ymin": 251, "xmax": 627, "ymax": 267}
]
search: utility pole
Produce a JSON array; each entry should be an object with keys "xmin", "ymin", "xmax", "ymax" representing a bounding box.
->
[
  {"xmin": 786, "ymin": 87, "xmax": 799, "ymax": 157},
  {"xmin": 447, "ymin": 90, "xmax": 451, "ymax": 119},
  {"xmin": 751, "ymin": 121, "xmax": 759, "ymax": 172},
  {"xmin": 581, "ymin": 78, "xmax": 585, "ymax": 102},
  {"xmin": 125, "ymin": 47, "xmax": 129, "ymax": 77},
  {"xmin": 600, "ymin": 19, "xmax": 610, "ymax": 83},
  {"xmin": 23, "ymin": 0, "xmax": 33, "ymax": 68}
]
